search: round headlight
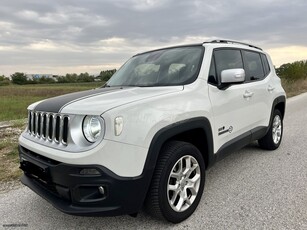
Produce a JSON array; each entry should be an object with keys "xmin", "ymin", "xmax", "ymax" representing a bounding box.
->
[{"xmin": 82, "ymin": 116, "xmax": 103, "ymax": 143}]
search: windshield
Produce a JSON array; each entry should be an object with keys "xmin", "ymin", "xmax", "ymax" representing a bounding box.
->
[{"xmin": 106, "ymin": 46, "xmax": 204, "ymax": 87}]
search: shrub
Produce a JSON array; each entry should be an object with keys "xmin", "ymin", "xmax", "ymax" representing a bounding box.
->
[
  {"xmin": 276, "ymin": 60, "xmax": 307, "ymax": 81},
  {"xmin": 0, "ymin": 75, "xmax": 10, "ymax": 86},
  {"xmin": 11, "ymin": 72, "xmax": 28, "ymax": 85}
]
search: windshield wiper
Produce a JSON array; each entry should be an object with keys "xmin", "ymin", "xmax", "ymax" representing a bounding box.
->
[{"xmin": 102, "ymin": 83, "xmax": 111, "ymax": 88}]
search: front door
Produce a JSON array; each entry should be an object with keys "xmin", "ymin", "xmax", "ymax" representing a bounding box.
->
[{"xmin": 208, "ymin": 48, "xmax": 258, "ymax": 153}]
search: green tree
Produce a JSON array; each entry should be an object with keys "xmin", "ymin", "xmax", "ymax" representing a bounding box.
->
[
  {"xmin": 11, "ymin": 72, "xmax": 28, "ymax": 85},
  {"xmin": 57, "ymin": 75, "xmax": 68, "ymax": 83},
  {"xmin": 98, "ymin": 69, "xmax": 116, "ymax": 81},
  {"xmin": 78, "ymin": 72, "xmax": 94, "ymax": 82},
  {"xmin": 65, "ymin": 73, "xmax": 78, "ymax": 83},
  {"xmin": 276, "ymin": 60, "xmax": 307, "ymax": 80},
  {"xmin": 38, "ymin": 76, "xmax": 56, "ymax": 84},
  {"xmin": 0, "ymin": 75, "xmax": 10, "ymax": 86}
]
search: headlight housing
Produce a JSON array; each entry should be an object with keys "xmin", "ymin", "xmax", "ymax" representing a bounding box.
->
[{"xmin": 82, "ymin": 116, "xmax": 104, "ymax": 143}]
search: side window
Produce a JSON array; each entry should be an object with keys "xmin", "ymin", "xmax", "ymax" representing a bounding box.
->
[
  {"xmin": 208, "ymin": 55, "xmax": 217, "ymax": 85},
  {"xmin": 243, "ymin": 51, "xmax": 265, "ymax": 81},
  {"xmin": 214, "ymin": 49, "xmax": 243, "ymax": 79},
  {"xmin": 261, "ymin": 54, "xmax": 271, "ymax": 76}
]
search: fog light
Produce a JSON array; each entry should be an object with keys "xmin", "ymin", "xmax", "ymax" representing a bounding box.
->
[
  {"xmin": 79, "ymin": 168, "xmax": 101, "ymax": 175},
  {"xmin": 98, "ymin": 186, "xmax": 105, "ymax": 195}
]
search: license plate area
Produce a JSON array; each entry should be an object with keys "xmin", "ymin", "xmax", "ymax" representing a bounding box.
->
[{"xmin": 20, "ymin": 159, "xmax": 51, "ymax": 183}]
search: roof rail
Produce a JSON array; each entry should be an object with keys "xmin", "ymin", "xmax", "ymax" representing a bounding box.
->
[{"xmin": 206, "ymin": 39, "xmax": 262, "ymax": 50}]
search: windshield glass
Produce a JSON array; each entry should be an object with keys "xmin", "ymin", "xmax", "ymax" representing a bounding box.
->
[{"xmin": 106, "ymin": 46, "xmax": 204, "ymax": 87}]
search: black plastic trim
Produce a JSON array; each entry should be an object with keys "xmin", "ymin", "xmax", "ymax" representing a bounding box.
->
[
  {"xmin": 143, "ymin": 117, "xmax": 214, "ymax": 172},
  {"xmin": 251, "ymin": 126, "xmax": 268, "ymax": 141},
  {"xmin": 19, "ymin": 145, "xmax": 150, "ymax": 216},
  {"xmin": 214, "ymin": 126, "xmax": 267, "ymax": 162},
  {"xmin": 272, "ymin": 95, "xmax": 286, "ymax": 117},
  {"xmin": 264, "ymin": 95, "xmax": 286, "ymax": 135},
  {"xmin": 215, "ymin": 130, "xmax": 251, "ymax": 162}
]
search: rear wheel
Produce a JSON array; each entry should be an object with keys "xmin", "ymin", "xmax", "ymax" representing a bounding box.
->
[
  {"xmin": 258, "ymin": 109, "xmax": 283, "ymax": 150},
  {"xmin": 145, "ymin": 141, "xmax": 205, "ymax": 223}
]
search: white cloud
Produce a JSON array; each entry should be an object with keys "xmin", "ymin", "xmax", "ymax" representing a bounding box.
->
[
  {"xmin": 0, "ymin": 21, "xmax": 14, "ymax": 29},
  {"xmin": 16, "ymin": 10, "xmax": 39, "ymax": 21},
  {"xmin": 109, "ymin": 0, "xmax": 171, "ymax": 11},
  {"xmin": 26, "ymin": 40, "xmax": 60, "ymax": 51},
  {"xmin": 15, "ymin": 7, "xmax": 109, "ymax": 26},
  {"xmin": 15, "ymin": 9, "xmax": 68, "ymax": 25},
  {"xmin": 0, "ymin": 45, "xmax": 15, "ymax": 51},
  {"xmin": 131, "ymin": 0, "xmax": 170, "ymax": 11}
]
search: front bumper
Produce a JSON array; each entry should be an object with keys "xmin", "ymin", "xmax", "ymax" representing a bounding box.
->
[{"xmin": 19, "ymin": 145, "xmax": 152, "ymax": 216}]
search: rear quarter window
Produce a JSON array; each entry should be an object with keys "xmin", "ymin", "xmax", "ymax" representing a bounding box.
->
[{"xmin": 261, "ymin": 54, "xmax": 271, "ymax": 76}]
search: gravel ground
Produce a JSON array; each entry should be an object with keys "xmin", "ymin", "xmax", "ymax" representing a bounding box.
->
[
  {"xmin": 0, "ymin": 181, "xmax": 22, "ymax": 194},
  {"xmin": 0, "ymin": 93, "xmax": 306, "ymax": 229}
]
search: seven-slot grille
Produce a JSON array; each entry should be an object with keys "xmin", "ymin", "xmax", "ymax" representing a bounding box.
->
[{"xmin": 27, "ymin": 111, "xmax": 69, "ymax": 145}]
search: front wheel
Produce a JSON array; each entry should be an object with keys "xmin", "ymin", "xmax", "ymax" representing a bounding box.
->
[
  {"xmin": 258, "ymin": 109, "xmax": 283, "ymax": 150},
  {"xmin": 144, "ymin": 141, "xmax": 205, "ymax": 223}
]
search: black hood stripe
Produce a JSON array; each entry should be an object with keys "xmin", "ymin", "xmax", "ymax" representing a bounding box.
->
[{"xmin": 34, "ymin": 87, "xmax": 120, "ymax": 113}]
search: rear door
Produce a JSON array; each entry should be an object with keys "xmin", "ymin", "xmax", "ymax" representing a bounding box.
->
[{"xmin": 241, "ymin": 50, "xmax": 272, "ymax": 130}]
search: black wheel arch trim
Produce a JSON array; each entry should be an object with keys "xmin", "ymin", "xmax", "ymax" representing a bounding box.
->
[
  {"xmin": 139, "ymin": 117, "xmax": 214, "ymax": 204},
  {"xmin": 266, "ymin": 95, "xmax": 286, "ymax": 134},
  {"xmin": 263, "ymin": 95, "xmax": 286, "ymax": 136},
  {"xmin": 143, "ymin": 117, "xmax": 214, "ymax": 173},
  {"xmin": 272, "ymin": 95, "xmax": 286, "ymax": 117}
]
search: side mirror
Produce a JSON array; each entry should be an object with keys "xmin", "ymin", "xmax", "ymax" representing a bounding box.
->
[{"xmin": 221, "ymin": 68, "xmax": 245, "ymax": 84}]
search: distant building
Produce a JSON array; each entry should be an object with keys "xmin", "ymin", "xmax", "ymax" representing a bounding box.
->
[{"xmin": 26, "ymin": 74, "xmax": 58, "ymax": 82}]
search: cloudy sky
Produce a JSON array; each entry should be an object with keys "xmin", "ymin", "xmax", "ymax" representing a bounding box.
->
[{"xmin": 0, "ymin": 0, "xmax": 307, "ymax": 76}]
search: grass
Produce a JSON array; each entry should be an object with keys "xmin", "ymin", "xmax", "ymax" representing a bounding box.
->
[
  {"xmin": 0, "ymin": 144, "xmax": 20, "ymax": 182},
  {"xmin": 0, "ymin": 82, "xmax": 103, "ymax": 121},
  {"xmin": 281, "ymin": 78, "xmax": 307, "ymax": 97},
  {"xmin": 0, "ymin": 121, "xmax": 26, "ymax": 182},
  {"xmin": 0, "ymin": 82, "xmax": 102, "ymax": 183},
  {"xmin": 0, "ymin": 79, "xmax": 306, "ymax": 183}
]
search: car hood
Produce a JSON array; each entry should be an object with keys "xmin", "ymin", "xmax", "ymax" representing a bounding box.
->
[{"xmin": 30, "ymin": 86, "xmax": 183, "ymax": 115}]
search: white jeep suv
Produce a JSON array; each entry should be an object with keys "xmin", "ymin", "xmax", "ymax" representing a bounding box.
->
[{"xmin": 19, "ymin": 40, "xmax": 286, "ymax": 223}]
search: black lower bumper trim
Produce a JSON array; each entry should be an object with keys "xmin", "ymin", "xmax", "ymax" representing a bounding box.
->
[
  {"xmin": 21, "ymin": 174, "xmax": 119, "ymax": 215},
  {"xmin": 19, "ymin": 145, "xmax": 152, "ymax": 216}
]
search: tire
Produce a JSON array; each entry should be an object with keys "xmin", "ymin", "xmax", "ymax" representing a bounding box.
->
[
  {"xmin": 144, "ymin": 141, "xmax": 205, "ymax": 223},
  {"xmin": 258, "ymin": 109, "xmax": 283, "ymax": 150}
]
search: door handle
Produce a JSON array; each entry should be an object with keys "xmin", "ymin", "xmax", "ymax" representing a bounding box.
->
[
  {"xmin": 268, "ymin": 85, "xmax": 275, "ymax": 92},
  {"xmin": 243, "ymin": 90, "xmax": 254, "ymax": 99}
]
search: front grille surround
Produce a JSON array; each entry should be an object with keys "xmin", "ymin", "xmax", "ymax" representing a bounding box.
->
[
  {"xmin": 28, "ymin": 110, "xmax": 70, "ymax": 146},
  {"xmin": 23, "ymin": 111, "xmax": 105, "ymax": 153}
]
